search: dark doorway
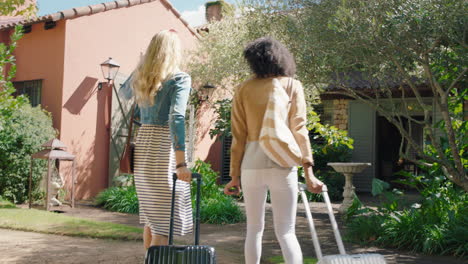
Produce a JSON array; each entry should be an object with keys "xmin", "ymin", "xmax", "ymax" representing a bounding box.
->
[
  {"xmin": 377, "ymin": 116, "xmax": 402, "ymax": 183},
  {"xmin": 377, "ymin": 115, "xmax": 424, "ymax": 187}
]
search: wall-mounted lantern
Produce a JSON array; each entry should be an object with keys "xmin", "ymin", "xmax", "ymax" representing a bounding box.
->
[
  {"xmin": 199, "ymin": 83, "xmax": 216, "ymax": 101},
  {"xmin": 98, "ymin": 57, "xmax": 120, "ymax": 90}
]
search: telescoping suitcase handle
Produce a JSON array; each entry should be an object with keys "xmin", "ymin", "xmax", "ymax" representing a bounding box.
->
[
  {"xmin": 168, "ymin": 173, "xmax": 202, "ymax": 246},
  {"xmin": 298, "ymin": 183, "xmax": 346, "ymax": 261}
]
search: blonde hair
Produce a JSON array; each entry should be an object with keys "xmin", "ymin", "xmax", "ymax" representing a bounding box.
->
[{"xmin": 132, "ymin": 30, "xmax": 182, "ymax": 106}]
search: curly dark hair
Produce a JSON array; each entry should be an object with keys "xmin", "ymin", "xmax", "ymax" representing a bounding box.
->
[{"xmin": 243, "ymin": 36, "xmax": 296, "ymax": 78}]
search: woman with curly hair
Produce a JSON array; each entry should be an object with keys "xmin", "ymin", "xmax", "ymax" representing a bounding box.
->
[{"xmin": 224, "ymin": 36, "xmax": 324, "ymax": 264}]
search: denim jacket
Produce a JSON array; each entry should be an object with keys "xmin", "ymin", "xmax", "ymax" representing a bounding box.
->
[{"xmin": 119, "ymin": 72, "xmax": 192, "ymax": 151}]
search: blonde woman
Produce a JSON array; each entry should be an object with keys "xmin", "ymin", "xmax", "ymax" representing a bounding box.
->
[{"xmin": 131, "ymin": 30, "xmax": 193, "ymax": 249}]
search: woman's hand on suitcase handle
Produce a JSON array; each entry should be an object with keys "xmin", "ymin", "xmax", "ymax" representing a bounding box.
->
[
  {"xmin": 176, "ymin": 166, "xmax": 192, "ymax": 183},
  {"xmin": 224, "ymin": 177, "xmax": 241, "ymax": 195},
  {"xmin": 304, "ymin": 167, "xmax": 324, "ymax": 193},
  {"xmin": 175, "ymin": 151, "xmax": 191, "ymax": 182}
]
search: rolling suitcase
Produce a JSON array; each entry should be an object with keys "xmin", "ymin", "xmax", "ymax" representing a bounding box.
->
[
  {"xmin": 298, "ymin": 183, "xmax": 387, "ymax": 264},
  {"xmin": 145, "ymin": 173, "xmax": 216, "ymax": 264}
]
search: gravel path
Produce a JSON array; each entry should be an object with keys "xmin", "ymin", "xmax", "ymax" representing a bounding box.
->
[{"xmin": 0, "ymin": 202, "xmax": 464, "ymax": 264}]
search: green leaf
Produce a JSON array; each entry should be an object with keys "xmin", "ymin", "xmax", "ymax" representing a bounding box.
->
[{"xmin": 372, "ymin": 178, "xmax": 390, "ymax": 196}]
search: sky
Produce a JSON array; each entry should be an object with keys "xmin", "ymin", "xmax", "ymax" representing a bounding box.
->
[{"xmin": 37, "ymin": 0, "xmax": 235, "ymax": 27}]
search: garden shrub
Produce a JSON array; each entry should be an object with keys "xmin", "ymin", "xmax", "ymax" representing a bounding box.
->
[
  {"xmin": 95, "ymin": 185, "xmax": 139, "ymax": 214},
  {"xmin": 191, "ymin": 159, "xmax": 245, "ymax": 224},
  {"xmin": 209, "ymin": 98, "xmax": 232, "ymax": 140},
  {"xmin": 299, "ymin": 111, "xmax": 353, "ymax": 202},
  {"xmin": 95, "ymin": 160, "xmax": 246, "ymax": 225},
  {"xmin": 0, "ymin": 100, "xmax": 56, "ymax": 203},
  {"xmin": 307, "ymin": 111, "xmax": 353, "ymax": 171},
  {"xmin": 0, "ymin": 195, "xmax": 16, "ymax": 208},
  {"xmin": 344, "ymin": 172, "xmax": 468, "ymax": 257}
]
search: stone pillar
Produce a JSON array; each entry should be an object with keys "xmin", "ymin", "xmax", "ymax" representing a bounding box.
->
[{"xmin": 333, "ymin": 99, "xmax": 349, "ymax": 131}]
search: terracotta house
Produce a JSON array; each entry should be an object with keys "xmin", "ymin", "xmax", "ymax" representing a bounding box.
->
[{"xmin": 0, "ymin": 0, "xmax": 211, "ymax": 199}]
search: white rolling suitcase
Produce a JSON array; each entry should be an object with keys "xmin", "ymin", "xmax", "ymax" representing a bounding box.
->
[{"xmin": 298, "ymin": 183, "xmax": 387, "ymax": 264}]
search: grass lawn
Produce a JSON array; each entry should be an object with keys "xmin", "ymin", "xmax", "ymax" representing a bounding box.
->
[
  {"xmin": 267, "ymin": 256, "xmax": 318, "ymax": 264},
  {"xmin": 0, "ymin": 208, "xmax": 143, "ymax": 240}
]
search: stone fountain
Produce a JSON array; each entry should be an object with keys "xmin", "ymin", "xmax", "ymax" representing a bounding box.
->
[{"xmin": 327, "ymin": 162, "xmax": 371, "ymax": 213}]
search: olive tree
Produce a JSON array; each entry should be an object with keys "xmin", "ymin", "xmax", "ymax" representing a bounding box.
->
[
  {"xmin": 294, "ymin": 0, "xmax": 467, "ymax": 191},
  {"xmin": 0, "ymin": 0, "xmax": 37, "ymax": 17},
  {"xmin": 188, "ymin": 0, "xmax": 467, "ymax": 191},
  {"xmin": 188, "ymin": 0, "xmax": 321, "ymax": 102}
]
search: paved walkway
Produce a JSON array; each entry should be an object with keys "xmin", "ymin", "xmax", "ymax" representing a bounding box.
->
[
  {"xmin": 0, "ymin": 229, "xmax": 144, "ymax": 264},
  {"xmin": 1, "ymin": 202, "xmax": 464, "ymax": 264}
]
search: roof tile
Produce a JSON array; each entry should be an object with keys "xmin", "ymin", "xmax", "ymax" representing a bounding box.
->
[
  {"xmin": 90, "ymin": 4, "xmax": 106, "ymax": 14},
  {"xmin": 116, "ymin": 0, "xmax": 130, "ymax": 8},
  {"xmin": 128, "ymin": 0, "xmax": 141, "ymax": 6},
  {"xmin": 74, "ymin": 6, "xmax": 92, "ymax": 16},
  {"xmin": 49, "ymin": 13, "xmax": 62, "ymax": 21},
  {"xmin": 103, "ymin": 1, "xmax": 118, "ymax": 11},
  {"xmin": 0, "ymin": 0, "xmax": 198, "ymax": 37},
  {"xmin": 0, "ymin": 17, "xmax": 24, "ymax": 26},
  {"xmin": 60, "ymin": 9, "xmax": 76, "ymax": 19}
]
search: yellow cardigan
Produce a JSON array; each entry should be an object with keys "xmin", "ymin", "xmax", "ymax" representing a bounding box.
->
[{"xmin": 230, "ymin": 77, "xmax": 314, "ymax": 178}]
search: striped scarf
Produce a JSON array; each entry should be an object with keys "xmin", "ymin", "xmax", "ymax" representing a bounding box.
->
[{"xmin": 259, "ymin": 78, "xmax": 302, "ymax": 167}]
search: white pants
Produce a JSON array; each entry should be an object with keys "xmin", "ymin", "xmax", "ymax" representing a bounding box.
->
[{"xmin": 242, "ymin": 168, "xmax": 303, "ymax": 264}]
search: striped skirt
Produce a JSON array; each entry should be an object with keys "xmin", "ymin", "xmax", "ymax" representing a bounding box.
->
[{"xmin": 134, "ymin": 124, "xmax": 193, "ymax": 236}]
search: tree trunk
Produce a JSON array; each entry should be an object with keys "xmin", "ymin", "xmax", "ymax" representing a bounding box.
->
[{"xmin": 442, "ymin": 166, "xmax": 468, "ymax": 192}]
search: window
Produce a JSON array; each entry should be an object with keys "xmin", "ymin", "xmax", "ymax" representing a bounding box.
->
[{"xmin": 13, "ymin": 80, "xmax": 42, "ymax": 107}]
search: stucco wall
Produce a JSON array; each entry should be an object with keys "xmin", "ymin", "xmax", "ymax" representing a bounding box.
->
[
  {"xmin": 194, "ymin": 102, "xmax": 220, "ymax": 170},
  {"xmin": 0, "ymin": 31, "xmax": 10, "ymax": 43},
  {"xmin": 60, "ymin": 1, "xmax": 197, "ymax": 199},
  {"xmin": 11, "ymin": 21, "xmax": 66, "ymax": 130},
  {"xmin": 194, "ymin": 87, "xmax": 235, "ymax": 173}
]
